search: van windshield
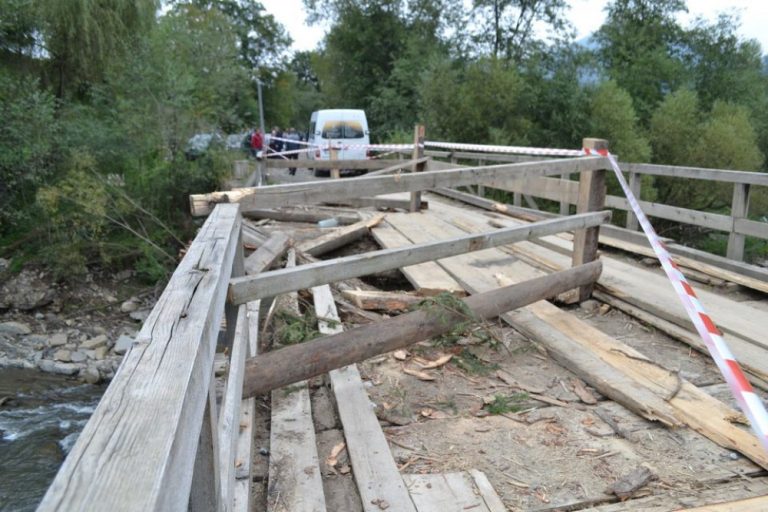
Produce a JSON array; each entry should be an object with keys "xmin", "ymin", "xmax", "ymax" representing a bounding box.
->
[{"xmin": 321, "ymin": 120, "xmax": 365, "ymax": 139}]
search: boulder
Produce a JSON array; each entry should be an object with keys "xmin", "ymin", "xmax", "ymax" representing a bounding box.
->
[
  {"xmin": 0, "ymin": 321, "xmax": 32, "ymax": 335},
  {"xmin": 93, "ymin": 346, "xmax": 108, "ymax": 360},
  {"xmin": 48, "ymin": 333, "xmax": 68, "ymax": 347},
  {"xmin": 53, "ymin": 349, "xmax": 72, "ymax": 362},
  {"xmin": 81, "ymin": 334, "xmax": 108, "ymax": 350},
  {"xmin": 0, "ymin": 269, "xmax": 56, "ymax": 310},
  {"xmin": 38, "ymin": 359, "xmax": 79, "ymax": 376},
  {"xmin": 80, "ymin": 367, "xmax": 101, "ymax": 385},
  {"xmin": 70, "ymin": 351, "xmax": 87, "ymax": 363},
  {"xmin": 120, "ymin": 298, "xmax": 140, "ymax": 313},
  {"xmin": 113, "ymin": 334, "xmax": 134, "ymax": 355}
]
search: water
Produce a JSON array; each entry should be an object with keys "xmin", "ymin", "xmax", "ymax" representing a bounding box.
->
[{"xmin": 0, "ymin": 368, "xmax": 103, "ymax": 511}]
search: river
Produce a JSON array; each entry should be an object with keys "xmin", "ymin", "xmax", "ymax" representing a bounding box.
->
[{"xmin": 0, "ymin": 368, "xmax": 104, "ymax": 511}]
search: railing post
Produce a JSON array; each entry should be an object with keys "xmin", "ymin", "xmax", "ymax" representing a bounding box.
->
[
  {"xmin": 190, "ymin": 386, "xmax": 222, "ymax": 511},
  {"xmin": 626, "ymin": 171, "xmax": 641, "ymax": 231},
  {"xmin": 559, "ymin": 173, "xmax": 571, "ymax": 216},
  {"xmin": 409, "ymin": 124, "xmax": 425, "ymax": 212},
  {"xmin": 224, "ymin": 227, "xmax": 245, "ymax": 348},
  {"xmin": 477, "ymin": 159, "xmax": 485, "ymax": 197},
  {"xmin": 572, "ymin": 138, "xmax": 607, "ymax": 302},
  {"xmin": 727, "ymin": 183, "xmax": 750, "ymax": 261}
]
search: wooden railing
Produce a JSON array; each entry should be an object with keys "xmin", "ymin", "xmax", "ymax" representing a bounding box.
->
[{"xmin": 425, "ymin": 150, "xmax": 768, "ymax": 263}]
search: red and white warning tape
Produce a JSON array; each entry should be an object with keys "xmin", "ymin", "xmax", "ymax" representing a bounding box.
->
[{"xmin": 582, "ymin": 147, "xmax": 768, "ymax": 454}]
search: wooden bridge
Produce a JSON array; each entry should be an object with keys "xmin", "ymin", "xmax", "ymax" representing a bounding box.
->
[{"xmin": 38, "ymin": 135, "xmax": 768, "ymax": 511}]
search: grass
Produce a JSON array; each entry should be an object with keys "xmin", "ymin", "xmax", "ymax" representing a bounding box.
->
[
  {"xmin": 453, "ymin": 348, "xmax": 499, "ymax": 375},
  {"xmin": 484, "ymin": 392, "xmax": 530, "ymax": 415}
]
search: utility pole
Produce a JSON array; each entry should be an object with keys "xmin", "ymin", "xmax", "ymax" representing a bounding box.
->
[{"xmin": 256, "ymin": 79, "xmax": 265, "ymax": 136}]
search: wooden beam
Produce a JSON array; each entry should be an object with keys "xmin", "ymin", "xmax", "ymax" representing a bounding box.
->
[
  {"xmin": 244, "ymin": 232, "xmax": 291, "ymax": 275},
  {"xmin": 624, "ymin": 162, "xmax": 768, "ymax": 186},
  {"xmin": 264, "ymin": 158, "xmax": 404, "ymax": 170},
  {"xmin": 241, "ymin": 260, "xmax": 602, "ymax": 397},
  {"xmin": 410, "ymin": 124, "xmax": 426, "ymax": 212},
  {"xmin": 676, "ymin": 495, "xmax": 768, "ymax": 511},
  {"xmin": 340, "ymin": 289, "xmax": 422, "ymax": 312},
  {"xmin": 324, "ymin": 196, "xmax": 428, "ymax": 210},
  {"xmin": 228, "ymin": 211, "xmax": 611, "ymax": 304},
  {"xmin": 366, "ymin": 156, "xmax": 430, "ymax": 176},
  {"xmin": 189, "ymin": 156, "xmax": 607, "ymax": 216},
  {"xmin": 572, "ymin": 138, "xmax": 607, "ymax": 301},
  {"xmin": 297, "ymin": 214, "xmax": 385, "ymax": 257},
  {"xmin": 243, "ymin": 208, "xmax": 360, "ymax": 225},
  {"xmin": 38, "ymin": 204, "xmax": 242, "ymax": 512}
]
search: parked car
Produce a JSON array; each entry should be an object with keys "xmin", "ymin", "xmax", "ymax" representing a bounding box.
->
[
  {"xmin": 307, "ymin": 109, "xmax": 370, "ymax": 177},
  {"xmin": 184, "ymin": 132, "xmax": 223, "ymax": 160}
]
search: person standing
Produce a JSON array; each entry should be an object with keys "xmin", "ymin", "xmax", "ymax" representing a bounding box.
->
[
  {"xmin": 250, "ymin": 129, "xmax": 263, "ymax": 158},
  {"xmin": 285, "ymin": 127, "xmax": 301, "ymax": 175}
]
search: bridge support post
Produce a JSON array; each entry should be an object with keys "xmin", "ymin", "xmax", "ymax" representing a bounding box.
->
[
  {"xmin": 410, "ymin": 124, "xmax": 425, "ymax": 212},
  {"xmin": 727, "ymin": 183, "xmax": 750, "ymax": 261}
]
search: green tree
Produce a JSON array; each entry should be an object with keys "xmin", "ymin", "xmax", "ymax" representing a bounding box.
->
[
  {"xmin": 595, "ymin": 0, "xmax": 687, "ymax": 123},
  {"xmin": 588, "ymin": 80, "xmax": 650, "ymax": 162},
  {"xmin": 648, "ymin": 88, "xmax": 700, "ymax": 165}
]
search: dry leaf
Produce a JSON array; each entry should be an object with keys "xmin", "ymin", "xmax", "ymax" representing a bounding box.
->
[
  {"xmin": 420, "ymin": 408, "xmax": 434, "ymax": 417},
  {"xmin": 599, "ymin": 304, "xmax": 611, "ymax": 315},
  {"xmin": 393, "ymin": 350, "xmax": 409, "ymax": 361},
  {"xmin": 415, "ymin": 354, "xmax": 453, "ymax": 369},
  {"xmin": 339, "ymin": 464, "xmax": 351, "ymax": 475},
  {"xmin": 402, "ymin": 366, "xmax": 436, "ymax": 381},
  {"xmin": 325, "ymin": 442, "xmax": 346, "ymax": 467}
]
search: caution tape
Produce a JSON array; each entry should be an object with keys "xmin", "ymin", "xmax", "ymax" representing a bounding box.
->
[{"xmin": 582, "ymin": 147, "xmax": 768, "ymax": 454}]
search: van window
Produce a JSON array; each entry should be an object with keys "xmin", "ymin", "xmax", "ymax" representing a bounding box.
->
[
  {"xmin": 321, "ymin": 120, "xmax": 365, "ymax": 139},
  {"xmin": 309, "ymin": 121, "xmax": 316, "ymax": 137}
]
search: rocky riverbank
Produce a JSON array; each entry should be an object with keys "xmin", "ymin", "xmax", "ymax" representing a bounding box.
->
[{"xmin": 0, "ymin": 260, "xmax": 161, "ymax": 385}]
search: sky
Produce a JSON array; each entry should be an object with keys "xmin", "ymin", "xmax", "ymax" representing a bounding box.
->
[{"xmin": 260, "ymin": 0, "xmax": 768, "ymax": 54}]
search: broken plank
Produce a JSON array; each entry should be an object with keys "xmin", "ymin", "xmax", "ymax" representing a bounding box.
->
[
  {"xmin": 244, "ymin": 232, "xmax": 291, "ymax": 275},
  {"xmin": 298, "ymin": 214, "xmax": 385, "ymax": 257},
  {"xmin": 340, "ymin": 289, "xmax": 423, "ymax": 312},
  {"xmin": 311, "ymin": 285, "xmax": 417, "ymax": 512},
  {"xmin": 268, "ymin": 250, "xmax": 326, "ymax": 512},
  {"xmin": 402, "ymin": 471, "xmax": 505, "ymax": 512}
]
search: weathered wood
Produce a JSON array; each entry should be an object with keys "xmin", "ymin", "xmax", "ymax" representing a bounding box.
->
[
  {"xmin": 265, "ymin": 158, "xmax": 403, "ymax": 170},
  {"xmin": 224, "ymin": 231, "xmax": 245, "ymax": 347},
  {"xmin": 677, "ymin": 495, "xmax": 768, "ymax": 511},
  {"xmin": 402, "ymin": 471, "xmax": 505, "ymax": 512},
  {"xmin": 297, "ymin": 214, "xmax": 385, "ymax": 257},
  {"xmin": 229, "ymin": 211, "xmax": 610, "ymax": 304},
  {"xmin": 232, "ymin": 301, "xmax": 260, "ymax": 512},
  {"xmin": 626, "ymin": 171, "xmax": 641, "ymax": 231},
  {"xmin": 410, "ymin": 124, "xmax": 426, "ymax": 212},
  {"xmin": 311, "ymin": 285, "xmax": 417, "ymax": 512},
  {"xmin": 218, "ymin": 306, "xmax": 249, "ymax": 511},
  {"xmin": 624, "ymin": 162, "xmax": 768, "ymax": 186},
  {"xmin": 241, "ymin": 260, "xmax": 602, "ymax": 398},
  {"xmin": 330, "ymin": 147, "xmax": 340, "ymax": 179},
  {"xmin": 370, "ymin": 224, "xmax": 465, "ymax": 296},
  {"xmin": 38, "ymin": 204, "xmax": 241, "ymax": 512},
  {"xmin": 572, "ymin": 138, "xmax": 607, "ymax": 301},
  {"xmin": 267, "ymin": 251, "xmax": 326, "ymax": 512},
  {"xmin": 189, "ymin": 156, "xmax": 607, "ymax": 216},
  {"xmin": 324, "ymin": 196, "xmax": 428, "ymax": 210},
  {"xmin": 366, "ymin": 156, "xmax": 430, "ymax": 176},
  {"xmin": 727, "ymin": 183, "xmax": 751, "ymax": 261},
  {"xmin": 190, "ymin": 386, "xmax": 222, "ymax": 512},
  {"xmin": 244, "ymin": 232, "xmax": 291, "ymax": 275},
  {"xmin": 340, "ymin": 289, "xmax": 422, "ymax": 311},
  {"xmin": 243, "ymin": 208, "xmax": 360, "ymax": 225}
]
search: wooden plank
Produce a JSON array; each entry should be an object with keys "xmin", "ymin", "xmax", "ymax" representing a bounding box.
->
[
  {"xmin": 190, "ymin": 386, "xmax": 222, "ymax": 511},
  {"xmin": 410, "ymin": 124, "xmax": 426, "ymax": 212},
  {"xmin": 311, "ymin": 285, "xmax": 417, "ymax": 512},
  {"xmin": 267, "ymin": 250, "xmax": 326, "ymax": 512},
  {"xmin": 366, "ymin": 156, "xmax": 430, "ymax": 176},
  {"xmin": 38, "ymin": 204, "xmax": 241, "ymax": 512},
  {"xmin": 265, "ymin": 158, "xmax": 404, "ymax": 170},
  {"xmin": 297, "ymin": 214, "xmax": 385, "ymax": 257},
  {"xmin": 228, "ymin": 211, "xmax": 611, "ymax": 304},
  {"xmin": 605, "ymin": 195, "xmax": 734, "ymax": 232},
  {"xmin": 189, "ymin": 156, "xmax": 607, "ymax": 215},
  {"xmin": 676, "ymin": 495, "xmax": 768, "ymax": 511},
  {"xmin": 384, "ymin": 207, "xmax": 768, "ymax": 466},
  {"xmin": 232, "ymin": 301, "xmax": 260, "ymax": 512},
  {"xmin": 371, "ymin": 224, "xmax": 465, "ymax": 296},
  {"xmin": 324, "ymin": 196, "xmax": 428, "ymax": 210},
  {"xmin": 623, "ymin": 162, "xmax": 768, "ymax": 187},
  {"xmin": 403, "ymin": 472, "xmax": 504, "ymax": 512},
  {"xmin": 244, "ymin": 232, "xmax": 291, "ymax": 275},
  {"xmin": 243, "ymin": 208, "xmax": 360, "ymax": 225},
  {"xmin": 340, "ymin": 289, "xmax": 422, "ymax": 311},
  {"xmin": 218, "ymin": 306, "xmax": 249, "ymax": 511}
]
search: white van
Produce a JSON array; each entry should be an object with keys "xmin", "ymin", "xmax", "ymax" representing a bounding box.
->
[{"xmin": 308, "ymin": 109, "xmax": 370, "ymax": 176}]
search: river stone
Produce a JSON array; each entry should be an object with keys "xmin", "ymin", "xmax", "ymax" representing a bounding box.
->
[
  {"xmin": 48, "ymin": 332, "xmax": 67, "ymax": 347},
  {"xmin": 0, "ymin": 321, "xmax": 32, "ymax": 335},
  {"xmin": 93, "ymin": 346, "xmax": 108, "ymax": 360},
  {"xmin": 25, "ymin": 334, "xmax": 49, "ymax": 346},
  {"xmin": 53, "ymin": 349, "xmax": 72, "ymax": 362},
  {"xmin": 81, "ymin": 367, "xmax": 101, "ymax": 384},
  {"xmin": 113, "ymin": 334, "xmax": 134, "ymax": 355},
  {"xmin": 81, "ymin": 334, "xmax": 108, "ymax": 350},
  {"xmin": 120, "ymin": 298, "xmax": 140, "ymax": 313},
  {"xmin": 38, "ymin": 359, "xmax": 79, "ymax": 376},
  {"xmin": 70, "ymin": 350, "xmax": 87, "ymax": 363},
  {"xmin": 0, "ymin": 269, "xmax": 56, "ymax": 310}
]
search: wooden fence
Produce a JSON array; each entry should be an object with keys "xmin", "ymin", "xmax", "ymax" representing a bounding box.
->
[{"xmin": 424, "ymin": 149, "xmax": 768, "ymax": 262}]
